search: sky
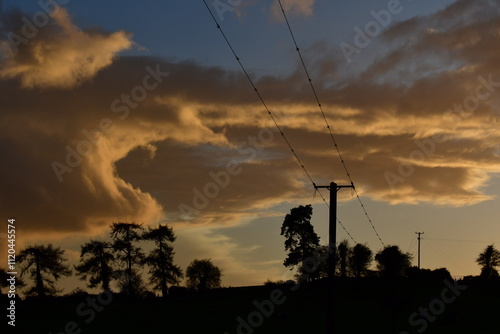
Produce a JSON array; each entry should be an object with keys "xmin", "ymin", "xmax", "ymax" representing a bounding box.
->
[{"xmin": 1, "ymin": 0, "xmax": 500, "ymax": 293}]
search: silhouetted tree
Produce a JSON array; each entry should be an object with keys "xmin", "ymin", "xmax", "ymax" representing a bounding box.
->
[
  {"xmin": 75, "ymin": 240, "xmax": 114, "ymax": 291},
  {"xmin": 337, "ymin": 240, "xmax": 351, "ymax": 277},
  {"xmin": 293, "ymin": 244, "xmax": 331, "ymax": 281},
  {"xmin": 405, "ymin": 266, "xmax": 425, "ymax": 279},
  {"xmin": 349, "ymin": 243, "xmax": 373, "ymax": 278},
  {"xmin": 406, "ymin": 267, "xmax": 452, "ymax": 281},
  {"xmin": 431, "ymin": 268, "xmax": 452, "ymax": 281},
  {"xmin": 476, "ymin": 244, "xmax": 500, "ymax": 279},
  {"xmin": 312, "ymin": 245, "xmax": 330, "ymax": 280},
  {"xmin": 116, "ymin": 270, "xmax": 148, "ymax": 297},
  {"xmin": 143, "ymin": 225, "xmax": 183, "ymax": 298},
  {"xmin": 110, "ymin": 222, "xmax": 145, "ymax": 296},
  {"xmin": 281, "ymin": 205, "xmax": 320, "ymax": 280},
  {"xmin": 0, "ymin": 268, "xmax": 25, "ymax": 295},
  {"xmin": 18, "ymin": 244, "xmax": 71, "ymax": 297},
  {"xmin": 375, "ymin": 245, "xmax": 412, "ymax": 278},
  {"xmin": 186, "ymin": 259, "xmax": 222, "ymax": 292}
]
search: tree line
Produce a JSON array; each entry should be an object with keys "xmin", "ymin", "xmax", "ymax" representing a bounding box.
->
[
  {"xmin": 280, "ymin": 204, "xmax": 500, "ymax": 281},
  {"xmin": 2, "ymin": 206, "xmax": 499, "ymax": 298},
  {"xmin": 0, "ymin": 223, "xmax": 222, "ymax": 298}
]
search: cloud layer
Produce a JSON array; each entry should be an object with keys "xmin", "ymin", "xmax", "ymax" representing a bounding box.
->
[{"xmin": 0, "ymin": 0, "xmax": 499, "ymax": 244}]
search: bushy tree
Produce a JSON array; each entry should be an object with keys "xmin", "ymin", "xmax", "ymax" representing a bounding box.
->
[
  {"xmin": 337, "ymin": 240, "xmax": 351, "ymax": 278},
  {"xmin": 281, "ymin": 205, "xmax": 320, "ymax": 279},
  {"xmin": 18, "ymin": 244, "xmax": 71, "ymax": 297},
  {"xmin": 476, "ymin": 244, "xmax": 500, "ymax": 279},
  {"xmin": 75, "ymin": 240, "xmax": 114, "ymax": 291},
  {"xmin": 406, "ymin": 267, "xmax": 452, "ymax": 281},
  {"xmin": 186, "ymin": 259, "xmax": 222, "ymax": 292},
  {"xmin": 293, "ymin": 245, "xmax": 331, "ymax": 281},
  {"xmin": 115, "ymin": 270, "xmax": 148, "ymax": 297},
  {"xmin": 111, "ymin": 222, "xmax": 145, "ymax": 296},
  {"xmin": 349, "ymin": 243, "xmax": 373, "ymax": 278},
  {"xmin": 312, "ymin": 245, "xmax": 330, "ymax": 280},
  {"xmin": 143, "ymin": 225, "xmax": 183, "ymax": 297},
  {"xmin": 375, "ymin": 245, "xmax": 412, "ymax": 278}
]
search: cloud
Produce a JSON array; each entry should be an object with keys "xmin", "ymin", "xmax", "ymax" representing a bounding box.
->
[
  {"xmin": 174, "ymin": 226, "xmax": 288, "ymax": 286},
  {"xmin": 270, "ymin": 0, "xmax": 316, "ymax": 20},
  {"xmin": 0, "ymin": 7, "xmax": 132, "ymax": 88},
  {"xmin": 1, "ymin": 0, "xmax": 500, "ymax": 243},
  {"xmin": 0, "ymin": 56, "xmax": 234, "ymax": 236}
]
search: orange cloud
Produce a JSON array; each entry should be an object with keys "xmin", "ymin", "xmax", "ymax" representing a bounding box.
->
[
  {"xmin": 270, "ymin": 0, "xmax": 316, "ymax": 19},
  {"xmin": 0, "ymin": 8, "xmax": 132, "ymax": 88}
]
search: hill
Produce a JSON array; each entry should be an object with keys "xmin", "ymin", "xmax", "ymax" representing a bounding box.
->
[{"xmin": 4, "ymin": 277, "xmax": 499, "ymax": 334}]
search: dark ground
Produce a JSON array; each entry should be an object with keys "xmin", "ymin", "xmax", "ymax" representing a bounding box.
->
[{"xmin": 3, "ymin": 278, "xmax": 499, "ymax": 334}]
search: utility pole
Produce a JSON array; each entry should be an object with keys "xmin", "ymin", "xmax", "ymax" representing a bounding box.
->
[
  {"xmin": 315, "ymin": 181, "xmax": 354, "ymax": 334},
  {"xmin": 416, "ymin": 232, "xmax": 424, "ymax": 270}
]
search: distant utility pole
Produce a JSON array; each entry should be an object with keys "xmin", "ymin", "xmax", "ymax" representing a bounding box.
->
[
  {"xmin": 416, "ymin": 232, "xmax": 424, "ymax": 269},
  {"xmin": 315, "ymin": 181, "xmax": 354, "ymax": 334}
]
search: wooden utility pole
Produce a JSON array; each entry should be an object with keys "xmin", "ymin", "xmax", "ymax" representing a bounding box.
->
[
  {"xmin": 315, "ymin": 182, "xmax": 354, "ymax": 334},
  {"xmin": 416, "ymin": 232, "xmax": 424, "ymax": 269}
]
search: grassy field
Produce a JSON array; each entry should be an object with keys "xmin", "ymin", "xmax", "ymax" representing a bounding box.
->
[{"xmin": 5, "ymin": 278, "xmax": 500, "ymax": 334}]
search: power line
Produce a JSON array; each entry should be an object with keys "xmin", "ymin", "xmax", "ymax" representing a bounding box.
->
[
  {"xmin": 423, "ymin": 237, "xmax": 468, "ymax": 273},
  {"xmin": 426, "ymin": 238, "xmax": 499, "ymax": 244},
  {"xmin": 201, "ymin": 0, "xmax": 357, "ymax": 244},
  {"xmin": 202, "ymin": 0, "xmax": 313, "ymax": 186},
  {"xmin": 276, "ymin": 0, "xmax": 385, "ymax": 247},
  {"xmin": 406, "ymin": 235, "xmax": 416, "ymax": 253},
  {"xmin": 337, "ymin": 218, "xmax": 357, "ymax": 244}
]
